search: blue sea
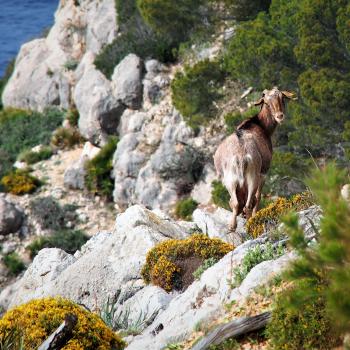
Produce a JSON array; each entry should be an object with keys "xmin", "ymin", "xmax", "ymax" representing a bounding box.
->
[{"xmin": 0, "ymin": 0, "xmax": 58, "ymax": 76}]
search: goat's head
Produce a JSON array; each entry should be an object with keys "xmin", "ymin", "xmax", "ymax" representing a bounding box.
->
[{"xmin": 254, "ymin": 87, "xmax": 297, "ymax": 124}]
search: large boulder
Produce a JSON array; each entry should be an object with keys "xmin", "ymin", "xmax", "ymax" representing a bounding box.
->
[
  {"xmin": 9, "ymin": 248, "xmax": 76, "ymax": 305},
  {"xmin": 3, "ymin": 0, "xmax": 117, "ymax": 111},
  {"xmin": 143, "ymin": 59, "xmax": 170, "ymax": 108},
  {"xmin": 133, "ymin": 116, "xmax": 202, "ymax": 210},
  {"xmin": 111, "ymin": 54, "xmax": 144, "ymax": 109},
  {"xmin": 2, "ymin": 39, "xmax": 66, "ymax": 111},
  {"xmin": 75, "ymin": 53, "xmax": 125, "ymax": 145},
  {"xmin": 112, "ymin": 133, "xmax": 148, "ymax": 209},
  {"xmin": 8, "ymin": 205, "xmax": 188, "ymax": 310},
  {"xmin": 0, "ymin": 198, "xmax": 24, "ymax": 236}
]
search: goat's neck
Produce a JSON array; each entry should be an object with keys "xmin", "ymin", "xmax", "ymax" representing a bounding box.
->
[{"xmin": 257, "ymin": 104, "xmax": 277, "ymax": 137}]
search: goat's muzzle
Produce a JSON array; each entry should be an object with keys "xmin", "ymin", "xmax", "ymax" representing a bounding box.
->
[{"xmin": 275, "ymin": 113, "xmax": 285, "ymax": 124}]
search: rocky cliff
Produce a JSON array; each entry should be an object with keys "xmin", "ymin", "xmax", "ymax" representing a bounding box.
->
[{"xmin": 1, "ymin": 0, "xmax": 344, "ymax": 349}]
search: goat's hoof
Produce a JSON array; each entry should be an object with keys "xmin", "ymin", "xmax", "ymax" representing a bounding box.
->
[{"xmin": 228, "ymin": 225, "xmax": 237, "ymax": 233}]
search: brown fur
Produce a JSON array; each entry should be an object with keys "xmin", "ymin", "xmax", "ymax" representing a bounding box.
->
[{"xmin": 214, "ymin": 88, "xmax": 295, "ymax": 231}]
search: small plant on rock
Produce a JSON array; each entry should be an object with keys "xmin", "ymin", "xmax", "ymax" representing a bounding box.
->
[
  {"xmin": 0, "ymin": 327, "xmax": 24, "ymax": 350},
  {"xmin": 29, "ymin": 196, "xmax": 78, "ymax": 232},
  {"xmin": 66, "ymin": 108, "xmax": 79, "ymax": 127},
  {"xmin": 100, "ymin": 295, "xmax": 154, "ymax": 336},
  {"xmin": 1, "ymin": 170, "xmax": 41, "ymax": 195},
  {"xmin": 26, "ymin": 230, "xmax": 88, "ymax": 259},
  {"xmin": 3, "ymin": 253, "xmax": 25, "ymax": 276},
  {"xmin": 51, "ymin": 127, "xmax": 84, "ymax": 149},
  {"xmin": 175, "ymin": 197, "xmax": 198, "ymax": 221},
  {"xmin": 0, "ymin": 297, "xmax": 125, "ymax": 349},
  {"xmin": 211, "ymin": 180, "xmax": 231, "ymax": 211},
  {"xmin": 193, "ymin": 257, "xmax": 218, "ymax": 280},
  {"xmin": 85, "ymin": 137, "xmax": 118, "ymax": 200},
  {"xmin": 18, "ymin": 146, "xmax": 53, "ymax": 165},
  {"xmin": 142, "ymin": 234, "xmax": 233, "ymax": 292},
  {"xmin": 232, "ymin": 243, "xmax": 284, "ymax": 287},
  {"xmin": 63, "ymin": 59, "xmax": 79, "ymax": 71}
]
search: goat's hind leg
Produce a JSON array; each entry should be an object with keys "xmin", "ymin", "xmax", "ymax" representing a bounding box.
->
[
  {"xmin": 244, "ymin": 170, "xmax": 259, "ymax": 220},
  {"xmin": 253, "ymin": 174, "xmax": 265, "ymax": 215},
  {"xmin": 228, "ymin": 183, "xmax": 239, "ymax": 232}
]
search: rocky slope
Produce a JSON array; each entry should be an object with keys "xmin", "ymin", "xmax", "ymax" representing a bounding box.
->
[{"xmin": 0, "ymin": 0, "xmax": 328, "ymax": 349}]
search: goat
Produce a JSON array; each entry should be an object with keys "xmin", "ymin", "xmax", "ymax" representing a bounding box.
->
[{"xmin": 213, "ymin": 87, "xmax": 296, "ymax": 231}]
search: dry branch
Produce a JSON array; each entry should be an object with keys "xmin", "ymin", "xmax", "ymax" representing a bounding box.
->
[
  {"xmin": 38, "ymin": 313, "xmax": 78, "ymax": 350},
  {"xmin": 191, "ymin": 311, "xmax": 272, "ymax": 350}
]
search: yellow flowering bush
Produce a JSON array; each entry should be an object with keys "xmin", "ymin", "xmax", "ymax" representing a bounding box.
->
[
  {"xmin": 0, "ymin": 297, "xmax": 125, "ymax": 350},
  {"xmin": 142, "ymin": 234, "xmax": 233, "ymax": 292},
  {"xmin": 246, "ymin": 192, "xmax": 314, "ymax": 238},
  {"xmin": 1, "ymin": 170, "xmax": 41, "ymax": 195}
]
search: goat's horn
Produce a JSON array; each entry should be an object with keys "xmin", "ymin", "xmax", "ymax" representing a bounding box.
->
[
  {"xmin": 282, "ymin": 90, "xmax": 298, "ymax": 100},
  {"xmin": 254, "ymin": 98, "xmax": 264, "ymax": 106}
]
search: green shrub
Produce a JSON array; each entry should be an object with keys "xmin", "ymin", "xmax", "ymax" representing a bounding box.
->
[
  {"xmin": 27, "ymin": 230, "xmax": 89, "ymax": 259},
  {"xmin": 175, "ymin": 198, "xmax": 198, "ymax": 221},
  {"xmin": 193, "ymin": 257, "xmax": 218, "ymax": 279},
  {"xmin": 0, "ymin": 327, "xmax": 24, "ymax": 350},
  {"xmin": 224, "ymin": 107, "xmax": 259, "ymax": 135},
  {"xmin": 211, "ymin": 180, "xmax": 230, "ymax": 211},
  {"xmin": 266, "ymin": 164, "xmax": 349, "ymax": 348},
  {"xmin": 171, "ymin": 59, "xmax": 225, "ymax": 130},
  {"xmin": 269, "ymin": 151, "xmax": 310, "ymax": 178},
  {"xmin": 246, "ymin": 192, "xmax": 313, "ymax": 238},
  {"xmin": 267, "ymin": 281, "xmax": 339, "ymax": 350},
  {"xmin": 66, "ymin": 108, "xmax": 79, "ymax": 127},
  {"xmin": 95, "ymin": 0, "xmax": 174, "ymax": 78},
  {"xmin": 3, "ymin": 253, "xmax": 25, "ymax": 276},
  {"xmin": 232, "ymin": 243, "xmax": 284, "ymax": 287},
  {"xmin": 1, "ymin": 170, "xmax": 41, "ymax": 195},
  {"xmin": 85, "ymin": 137, "xmax": 118, "ymax": 199},
  {"xmin": 18, "ymin": 146, "xmax": 53, "ymax": 165},
  {"xmin": 142, "ymin": 234, "xmax": 233, "ymax": 291},
  {"xmin": 51, "ymin": 127, "xmax": 84, "ymax": 149},
  {"xmin": 29, "ymin": 196, "xmax": 78, "ymax": 232},
  {"xmin": 0, "ymin": 297, "xmax": 125, "ymax": 349},
  {"xmin": 63, "ymin": 59, "xmax": 79, "ymax": 71},
  {"xmin": 222, "ymin": 0, "xmax": 271, "ymax": 21},
  {"xmin": 0, "ymin": 108, "xmax": 64, "ymax": 178},
  {"xmin": 137, "ymin": 0, "xmax": 207, "ymax": 43}
]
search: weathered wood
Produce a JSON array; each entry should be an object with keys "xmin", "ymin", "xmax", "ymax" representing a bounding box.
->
[
  {"xmin": 38, "ymin": 313, "xmax": 78, "ymax": 350},
  {"xmin": 191, "ymin": 311, "xmax": 272, "ymax": 350}
]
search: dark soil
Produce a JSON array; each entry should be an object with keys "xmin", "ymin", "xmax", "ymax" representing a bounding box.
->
[{"xmin": 174, "ymin": 256, "xmax": 204, "ymax": 291}]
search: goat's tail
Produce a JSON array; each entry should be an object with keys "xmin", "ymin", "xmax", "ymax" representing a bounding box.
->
[{"xmin": 232, "ymin": 154, "xmax": 252, "ymax": 188}]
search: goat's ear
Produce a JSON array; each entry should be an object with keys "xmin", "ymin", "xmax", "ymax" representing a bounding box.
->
[
  {"xmin": 282, "ymin": 90, "xmax": 298, "ymax": 100},
  {"xmin": 254, "ymin": 98, "xmax": 264, "ymax": 106}
]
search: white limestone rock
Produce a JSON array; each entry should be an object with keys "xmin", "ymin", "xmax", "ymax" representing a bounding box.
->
[
  {"xmin": 192, "ymin": 207, "xmax": 247, "ymax": 245},
  {"xmin": 111, "ymin": 54, "xmax": 144, "ymax": 109}
]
